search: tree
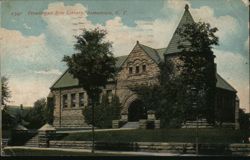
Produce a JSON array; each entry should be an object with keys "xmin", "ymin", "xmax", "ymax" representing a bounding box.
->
[
  {"xmin": 130, "ymin": 60, "xmax": 185, "ymax": 128},
  {"xmin": 176, "ymin": 22, "xmax": 219, "ymax": 123},
  {"xmin": 63, "ymin": 28, "xmax": 116, "ymax": 152},
  {"xmin": 63, "ymin": 28, "xmax": 116, "ymax": 104},
  {"xmin": 83, "ymin": 94, "xmax": 121, "ymax": 128},
  {"xmin": 239, "ymin": 109, "xmax": 250, "ymax": 130},
  {"xmin": 45, "ymin": 97, "xmax": 54, "ymax": 125},
  {"xmin": 238, "ymin": 109, "xmax": 250, "ymax": 143},
  {"xmin": 24, "ymin": 98, "xmax": 47, "ymax": 129},
  {"xmin": 1, "ymin": 76, "xmax": 11, "ymax": 105},
  {"xmin": 2, "ymin": 106, "xmax": 17, "ymax": 129}
]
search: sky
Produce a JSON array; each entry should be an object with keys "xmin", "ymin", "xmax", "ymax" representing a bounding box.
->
[{"xmin": 0, "ymin": 0, "xmax": 249, "ymax": 112}]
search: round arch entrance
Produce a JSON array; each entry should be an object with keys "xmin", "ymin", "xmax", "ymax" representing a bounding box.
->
[{"xmin": 128, "ymin": 99, "xmax": 147, "ymax": 122}]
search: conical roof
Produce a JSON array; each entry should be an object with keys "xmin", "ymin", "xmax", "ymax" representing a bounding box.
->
[
  {"xmin": 14, "ymin": 124, "xmax": 28, "ymax": 131},
  {"xmin": 39, "ymin": 123, "xmax": 56, "ymax": 131},
  {"xmin": 165, "ymin": 4, "xmax": 195, "ymax": 55}
]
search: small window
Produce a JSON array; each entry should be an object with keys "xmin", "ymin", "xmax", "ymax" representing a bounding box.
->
[
  {"xmin": 63, "ymin": 95, "xmax": 68, "ymax": 108},
  {"xmin": 136, "ymin": 66, "xmax": 139, "ymax": 73},
  {"xmin": 71, "ymin": 94, "xmax": 76, "ymax": 107},
  {"xmin": 142, "ymin": 65, "xmax": 146, "ymax": 72},
  {"xmin": 106, "ymin": 90, "xmax": 112, "ymax": 97},
  {"xmin": 79, "ymin": 93, "xmax": 84, "ymax": 107},
  {"xmin": 129, "ymin": 67, "xmax": 133, "ymax": 74},
  {"xmin": 106, "ymin": 90, "xmax": 112, "ymax": 103}
]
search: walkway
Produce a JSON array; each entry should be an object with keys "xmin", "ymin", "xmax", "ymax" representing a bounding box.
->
[
  {"xmin": 2, "ymin": 146, "xmax": 210, "ymax": 156},
  {"xmin": 121, "ymin": 122, "xmax": 139, "ymax": 129},
  {"xmin": 56, "ymin": 128, "xmax": 136, "ymax": 134}
]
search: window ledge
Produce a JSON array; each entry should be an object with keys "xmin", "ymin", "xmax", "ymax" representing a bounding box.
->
[{"xmin": 62, "ymin": 107, "xmax": 85, "ymax": 110}]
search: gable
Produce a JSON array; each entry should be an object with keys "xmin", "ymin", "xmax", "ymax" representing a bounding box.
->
[
  {"xmin": 216, "ymin": 73, "xmax": 237, "ymax": 92},
  {"xmin": 119, "ymin": 41, "xmax": 160, "ymax": 69},
  {"xmin": 50, "ymin": 70, "xmax": 79, "ymax": 89}
]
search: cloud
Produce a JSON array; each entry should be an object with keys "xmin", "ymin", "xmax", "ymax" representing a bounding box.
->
[
  {"xmin": 0, "ymin": 28, "xmax": 46, "ymax": 61},
  {"xmin": 41, "ymin": 2, "xmax": 178, "ymax": 56},
  {"xmin": 23, "ymin": 23, "xmax": 31, "ymax": 30},
  {"xmin": 104, "ymin": 17, "xmax": 177, "ymax": 55},
  {"xmin": 241, "ymin": 0, "xmax": 249, "ymax": 7},
  {"xmin": 164, "ymin": 0, "xmax": 191, "ymax": 13},
  {"xmin": 41, "ymin": 2, "xmax": 94, "ymax": 45},
  {"xmin": 35, "ymin": 69, "xmax": 62, "ymax": 75},
  {"xmin": 214, "ymin": 49, "xmax": 249, "ymax": 112},
  {"xmin": 190, "ymin": 7, "xmax": 240, "ymax": 42},
  {"xmin": 162, "ymin": 1, "xmax": 240, "ymax": 45},
  {"xmin": 8, "ymin": 77, "xmax": 51, "ymax": 106}
]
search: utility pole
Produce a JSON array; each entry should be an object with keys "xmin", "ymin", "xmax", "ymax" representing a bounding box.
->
[
  {"xmin": 191, "ymin": 87, "xmax": 198, "ymax": 155},
  {"xmin": 91, "ymin": 99, "xmax": 95, "ymax": 153}
]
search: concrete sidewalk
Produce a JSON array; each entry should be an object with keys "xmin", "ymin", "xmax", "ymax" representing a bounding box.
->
[
  {"xmin": 56, "ymin": 128, "xmax": 136, "ymax": 133},
  {"xmin": 3, "ymin": 146, "xmax": 201, "ymax": 156}
]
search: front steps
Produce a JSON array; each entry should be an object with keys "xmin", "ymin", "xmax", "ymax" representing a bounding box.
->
[
  {"xmin": 24, "ymin": 134, "xmax": 39, "ymax": 147},
  {"xmin": 181, "ymin": 119, "xmax": 213, "ymax": 128},
  {"xmin": 121, "ymin": 122, "xmax": 139, "ymax": 129}
]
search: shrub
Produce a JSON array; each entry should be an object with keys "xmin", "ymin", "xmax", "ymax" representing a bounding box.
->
[{"xmin": 83, "ymin": 94, "xmax": 121, "ymax": 128}]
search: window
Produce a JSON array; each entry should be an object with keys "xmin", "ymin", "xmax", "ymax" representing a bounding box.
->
[
  {"xmin": 142, "ymin": 65, "xmax": 146, "ymax": 72},
  {"xmin": 63, "ymin": 95, "xmax": 68, "ymax": 108},
  {"xmin": 106, "ymin": 90, "xmax": 112, "ymax": 97},
  {"xmin": 136, "ymin": 66, "xmax": 139, "ymax": 73},
  {"xmin": 71, "ymin": 94, "xmax": 76, "ymax": 107},
  {"xmin": 79, "ymin": 92, "xmax": 84, "ymax": 107},
  {"xmin": 106, "ymin": 90, "xmax": 112, "ymax": 103},
  {"xmin": 129, "ymin": 67, "xmax": 133, "ymax": 74}
]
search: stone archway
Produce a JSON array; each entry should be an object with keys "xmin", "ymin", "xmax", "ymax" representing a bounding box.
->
[
  {"xmin": 128, "ymin": 99, "xmax": 146, "ymax": 121},
  {"xmin": 122, "ymin": 94, "xmax": 147, "ymax": 122}
]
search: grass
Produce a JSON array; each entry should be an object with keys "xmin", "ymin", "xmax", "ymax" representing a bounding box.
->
[
  {"xmin": 61, "ymin": 128, "xmax": 250, "ymax": 143},
  {"xmin": 3, "ymin": 148, "xmax": 133, "ymax": 156}
]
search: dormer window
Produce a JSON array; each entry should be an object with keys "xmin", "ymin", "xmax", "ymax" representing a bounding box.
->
[
  {"xmin": 136, "ymin": 66, "xmax": 139, "ymax": 73},
  {"xmin": 129, "ymin": 67, "xmax": 133, "ymax": 74},
  {"xmin": 142, "ymin": 65, "xmax": 146, "ymax": 72}
]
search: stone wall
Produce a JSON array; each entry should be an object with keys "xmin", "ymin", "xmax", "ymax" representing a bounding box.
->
[
  {"xmin": 52, "ymin": 87, "xmax": 88, "ymax": 128},
  {"xmin": 49, "ymin": 140, "xmax": 250, "ymax": 155},
  {"xmin": 116, "ymin": 43, "xmax": 160, "ymax": 113}
]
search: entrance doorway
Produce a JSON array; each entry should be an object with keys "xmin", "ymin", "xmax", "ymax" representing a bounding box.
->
[{"xmin": 128, "ymin": 100, "xmax": 146, "ymax": 122}]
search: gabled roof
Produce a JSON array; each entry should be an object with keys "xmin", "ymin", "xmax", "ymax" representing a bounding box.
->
[
  {"xmin": 165, "ymin": 4, "xmax": 195, "ymax": 55},
  {"xmin": 216, "ymin": 73, "xmax": 237, "ymax": 92},
  {"xmin": 116, "ymin": 55, "xmax": 128, "ymax": 68},
  {"xmin": 50, "ymin": 69, "xmax": 79, "ymax": 89},
  {"xmin": 156, "ymin": 48, "xmax": 167, "ymax": 60},
  {"xmin": 39, "ymin": 123, "xmax": 56, "ymax": 131},
  {"xmin": 51, "ymin": 54, "xmax": 237, "ymax": 93},
  {"xmin": 138, "ymin": 43, "xmax": 162, "ymax": 64}
]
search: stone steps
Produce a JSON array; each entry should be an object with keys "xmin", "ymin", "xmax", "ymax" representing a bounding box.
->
[
  {"xmin": 181, "ymin": 119, "xmax": 213, "ymax": 128},
  {"xmin": 24, "ymin": 134, "xmax": 39, "ymax": 147},
  {"xmin": 121, "ymin": 122, "xmax": 139, "ymax": 129}
]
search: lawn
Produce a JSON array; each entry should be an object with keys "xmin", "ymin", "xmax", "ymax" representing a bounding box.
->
[{"xmin": 61, "ymin": 128, "xmax": 250, "ymax": 144}]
